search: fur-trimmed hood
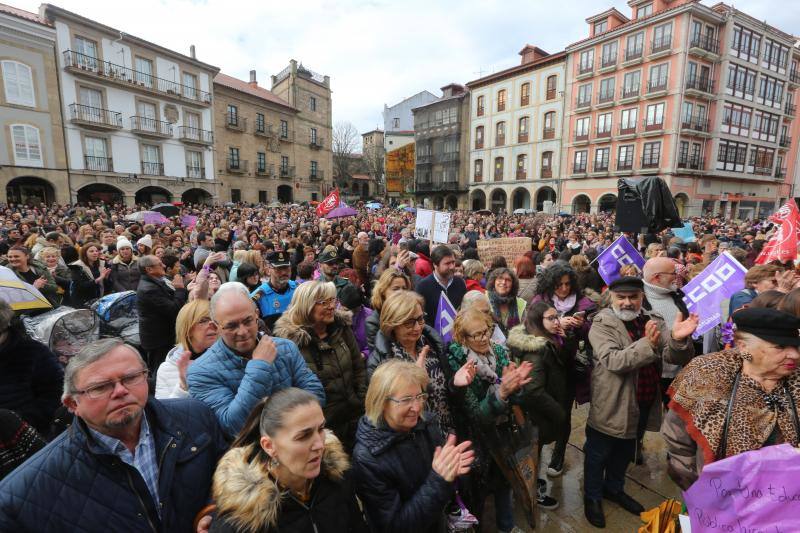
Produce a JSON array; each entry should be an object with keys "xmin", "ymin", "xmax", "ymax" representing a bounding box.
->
[
  {"xmin": 273, "ymin": 309, "xmax": 352, "ymax": 349},
  {"xmin": 212, "ymin": 431, "xmax": 350, "ymax": 533},
  {"xmin": 506, "ymin": 324, "xmax": 550, "ymax": 353}
]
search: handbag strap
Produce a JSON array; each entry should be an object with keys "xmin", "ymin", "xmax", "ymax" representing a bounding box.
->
[
  {"xmin": 717, "ymin": 372, "xmax": 741, "ymax": 460},
  {"xmin": 784, "ymin": 384, "xmax": 800, "ymax": 441}
]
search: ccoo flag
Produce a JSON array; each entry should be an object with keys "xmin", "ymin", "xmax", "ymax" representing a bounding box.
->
[
  {"xmin": 596, "ymin": 236, "xmax": 646, "ymax": 285},
  {"xmin": 435, "ymin": 292, "xmax": 457, "ymax": 344},
  {"xmin": 316, "ymin": 189, "xmax": 340, "ymax": 217},
  {"xmin": 756, "ymin": 199, "xmax": 800, "ymax": 264}
]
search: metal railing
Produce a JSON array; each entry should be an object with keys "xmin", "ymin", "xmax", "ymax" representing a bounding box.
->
[
  {"xmin": 618, "ymin": 123, "xmax": 637, "ymax": 135},
  {"xmin": 279, "ymin": 129, "xmax": 294, "ymax": 142},
  {"xmin": 141, "ymin": 161, "xmax": 164, "ymax": 176},
  {"xmin": 417, "ymin": 154, "xmax": 433, "ymax": 164},
  {"xmin": 84, "ymin": 155, "xmax": 113, "ymax": 172},
  {"xmin": 186, "ymin": 165, "xmax": 205, "ymax": 179},
  {"xmin": 685, "ymin": 75, "xmax": 714, "ymax": 93},
  {"xmin": 786, "ymin": 103, "xmax": 797, "ymax": 116},
  {"xmin": 309, "ymin": 170, "xmax": 324, "ymax": 181},
  {"xmin": 617, "ymin": 158, "xmax": 633, "ymax": 171},
  {"xmin": 780, "ymin": 135, "xmax": 791, "ymax": 147},
  {"xmin": 279, "ymin": 165, "xmax": 295, "ymax": 178},
  {"xmin": 648, "ymin": 76, "xmax": 668, "ymax": 93},
  {"xmin": 254, "ymin": 123, "xmax": 275, "ymax": 137},
  {"xmin": 681, "ymin": 116, "xmax": 710, "ymax": 133},
  {"xmin": 573, "ymin": 162, "xmax": 587, "ymax": 173},
  {"xmin": 226, "ymin": 115, "xmax": 246, "ymax": 131},
  {"xmin": 625, "ymin": 45, "xmax": 643, "ymax": 61},
  {"xmin": 643, "ymin": 118, "xmax": 664, "ymax": 131},
  {"xmin": 593, "ymin": 161, "xmax": 609, "ymax": 172},
  {"xmin": 601, "ymin": 54, "xmax": 617, "ymax": 68},
  {"xmin": 598, "ymin": 90, "xmax": 615, "ymax": 104},
  {"xmin": 621, "ymin": 85, "xmax": 640, "ymax": 99},
  {"xmin": 309, "ymin": 136, "xmax": 325, "ymax": 149},
  {"xmin": 474, "ymin": 139, "xmax": 484, "ymax": 149},
  {"xmin": 178, "ymin": 126, "xmax": 213, "ymax": 144},
  {"xmin": 575, "ymin": 97, "xmax": 591, "ymax": 108},
  {"xmin": 226, "ymin": 159, "xmax": 248, "ymax": 172},
  {"xmin": 641, "ymin": 156, "xmax": 660, "ymax": 169},
  {"xmin": 678, "ymin": 156, "xmax": 703, "ymax": 170},
  {"xmin": 775, "ymin": 167, "xmax": 788, "ymax": 178},
  {"xmin": 130, "ymin": 116, "xmax": 173, "ymax": 136},
  {"xmin": 578, "ymin": 61, "xmax": 593, "ymax": 75},
  {"xmin": 69, "ymin": 103, "xmax": 122, "ymax": 128},
  {"xmin": 651, "ymin": 36, "xmax": 671, "ymax": 54},
  {"xmin": 689, "ymin": 34, "xmax": 720, "ymax": 54},
  {"xmin": 574, "ymin": 132, "xmax": 590, "ymax": 142}
]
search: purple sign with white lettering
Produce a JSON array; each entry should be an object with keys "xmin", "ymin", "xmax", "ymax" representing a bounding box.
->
[
  {"xmin": 596, "ymin": 236, "xmax": 645, "ymax": 285},
  {"xmin": 684, "ymin": 444, "xmax": 800, "ymax": 532},
  {"xmin": 682, "ymin": 252, "xmax": 746, "ymax": 337}
]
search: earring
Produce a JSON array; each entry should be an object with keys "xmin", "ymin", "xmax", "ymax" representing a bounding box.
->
[{"xmin": 269, "ymin": 455, "xmax": 280, "ymax": 469}]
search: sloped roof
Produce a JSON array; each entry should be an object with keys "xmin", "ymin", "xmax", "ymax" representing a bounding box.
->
[
  {"xmin": 466, "ymin": 51, "xmax": 566, "ymax": 88},
  {"xmin": 0, "ymin": 2, "xmax": 50, "ymax": 26},
  {"xmin": 213, "ymin": 73, "xmax": 296, "ymax": 111}
]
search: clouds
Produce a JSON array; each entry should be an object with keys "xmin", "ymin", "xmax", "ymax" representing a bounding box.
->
[{"xmin": 16, "ymin": 0, "xmax": 800, "ymax": 134}]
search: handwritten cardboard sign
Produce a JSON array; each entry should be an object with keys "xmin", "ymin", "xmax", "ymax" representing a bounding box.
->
[
  {"xmin": 684, "ymin": 443, "xmax": 800, "ymax": 532},
  {"xmin": 477, "ymin": 237, "xmax": 532, "ymax": 269},
  {"xmin": 415, "ymin": 209, "xmax": 451, "ymax": 244}
]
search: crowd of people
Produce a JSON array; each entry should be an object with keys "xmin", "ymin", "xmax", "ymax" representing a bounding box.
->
[{"xmin": 0, "ymin": 198, "xmax": 799, "ymax": 532}]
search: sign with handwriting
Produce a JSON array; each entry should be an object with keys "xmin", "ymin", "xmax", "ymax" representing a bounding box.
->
[{"xmin": 477, "ymin": 237, "xmax": 532, "ymax": 269}]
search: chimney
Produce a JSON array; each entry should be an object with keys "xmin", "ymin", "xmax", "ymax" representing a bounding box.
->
[
  {"xmin": 249, "ymin": 70, "xmax": 257, "ymax": 86},
  {"xmin": 189, "ymin": 45, "xmax": 196, "ymax": 59},
  {"xmin": 519, "ymin": 45, "xmax": 549, "ymax": 65}
]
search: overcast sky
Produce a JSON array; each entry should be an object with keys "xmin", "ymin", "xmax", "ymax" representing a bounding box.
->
[{"xmin": 14, "ymin": 0, "xmax": 800, "ymax": 138}]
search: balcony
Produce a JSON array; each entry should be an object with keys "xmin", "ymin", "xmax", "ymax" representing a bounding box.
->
[
  {"xmin": 643, "ymin": 118, "xmax": 664, "ymax": 133},
  {"xmin": 574, "ymin": 132, "xmax": 590, "ymax": 143},
  {"xmin": 779, "ymin": 135, "xmax": 791, "ymax": 148},
  {"xmin": 546, "ymin": 88, "xmax": 556, "ymax": 100},
  {"xmin": 688, "ymin": 34, "xmax": 720, "ymax": 57},
  {"xmin": 254, "ymin": 123, "xmax": 275, "ymax": 138},
  {"xmin": 84, "ymin": 155, "xmax": 113, "ymax": 172},
  {"xmin": 596, "ymin": 128, "xmax": 612, "ymax": 139},
  {"xmin": 178, "ymin": 126, "xmax": 214, "ymax": 145},
  {"xmin": 597, "ymin": 90, "xmax": 615, "ymax": 105},
  {"xmin": 309, "ymin": 136, "xmax": 325, "ymax": 150},
  {"xmin": 621, "ymin": 85, "xmax": 640, "ymax": 100},
  {"xmin": 279, "ymin": 165, "xmax": 295, "ymax": 178},
  {"xmin": 225, "ymin": 115, "xmax": 247, "ymax": 132},
  {"xmin": 417, "ymin": 180, "xmax": 463, "ymax": 192},
  {"xmin": 678, "ymin": 156, "xmax": 703, "ymax": 170},
  {"xmin": 542, "ymin": 128, "xmax": 555, "ymax": 140},
  {"xmin": 681, "ymin": 116, "xmax": 710, "ymax": 134},
  {"xmin": 439, "ymin": 152, "xmax": 459, "ymax": 163},
  {"xmin": 618, "ymin": 123, "xmax": 637, "ymax": 136},
  {"xmin": 518, "ymin": 132, "xmax": 529, "ymax": 143},
  {"xmin": 751, "ymin": 165, "xmax": 772, "ymax": 176},
  {"xmin": 62, "ymin": 50, "xmax": 211, "ymax": 106},
  {"xmin": 474, "ymin": 172, "xmax": 483, "ymax": 183},
  {"xmin": 516, "ymin": 169, "xmax": 527, "ymax": 180},
  {"xmin": 685, "ymin": 75, "xmax": 714, "ymax": 95},
  {"xmin": 573, "ymin": 163, "xmax": 587, "ymax": 174},
  {"xmin": 647, "ymin": 77, "xmax": 668, "ymax": 94},
  {"xmin": 130, "ymin": 116, "xmax": 173, "ymax": 138},
  {"xmin": 256, "ymin": 163, "xmax": 274, "ymax": 177},
  {"xmin": 578, "ymin": 62, "xmax": 594, "ymax": 76},
  {"xmin": 521, "ymin": 95, "xmax": 530, "ymax": 106},
  {"xmin": 541, "ymin": 168, "xmax": 553, "ymax": 179},
  {"xmin": 309, "ymin": 170, "xmax": 324, "ymax": 181},
  {"xmin": 417, "ymin": 154, "xmax": 433, "ymax": 164},
  {"xmin": 279, "ymin": 129, "xmax": 294, "ymax": 142},
  {"xmin": 624, "ymin": 46, "xmax": 644, "ymax": 63},
  {"xmin": 786, "ymin": 104, "xmax": 797, "ymax": 117},
  {"xmin": 600, "ymin": 54, "xmax": 617, "ymax": 70},
  {"xmin": 496, "ymin": 134, "xmax": 506, "ymax": 146},
  {"xmin": 641, "ymin": 156, "xmax": 660, "ymax": 169},
  {"xmin": 226, "ymin": 159, "xmax": 248, "ymax": 173},
  {"xmin": 651, "ymin": 36, "xmax": 671, "ymax": 55},
  {"xmin": 775, "ymin": 167, "xmax": 788, "ymax": 179},
  {"xmin": 617, "ymin": 159, "xmax": 634, "ymax": 171},
  {"xmin": 474, "ymin": 139, "xmax": 484, "ymax": 149},
  {"xmin": 68, "ymin": 103, "xmax": 122, "ymax": 130},
  {"xmin": 593, "ymin": 161, "xmax": 609, "ymax": 172},
  {"xmin": 477, "ymin": 106, "xmax": 484, "ymax": 117},
  {"xmin": 186, "ymin": 165, "xmax": 206, "ymax": 179},
  {"xmin": 141, "ymin": 161, "xmax": 164, "ymax": 176},
  {"xmin": 575, "ymin": 97, "xmax": 592, "ymax": 110}
]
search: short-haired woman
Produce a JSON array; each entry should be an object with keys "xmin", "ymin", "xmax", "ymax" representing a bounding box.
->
[
  {"xmin": 351, "ymin": 360, "xmax": 474, "ymax": 533},
  {"xmin": 274, "ymin": 281, "xmax": 367, "ymax": 451},
  {"xmin": 155, "ymin": 299, "xmax": 218, "ymax": 399},
  {"xmin": 486, "ymin": 267, "xmax": 527, "ymax": 337},
  {"xmin": 462, "ymin": 259, "xmax": 486, "ymax": 293},
  {"xmin": 211, "ymin": 388, "xmax": 369, "ymax": 532},
  {"xmin": 364, "ymin": 268, "xmax": 412, "ymax": 353}
]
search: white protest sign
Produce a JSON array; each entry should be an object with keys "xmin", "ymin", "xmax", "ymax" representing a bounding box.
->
[
  {"xmin": 432, "ymin": 212, "xmax": 451, "ymax": 244},
  {"xmin": 414, "ymin": 209, "xmax": 434, "ymax": 240}
]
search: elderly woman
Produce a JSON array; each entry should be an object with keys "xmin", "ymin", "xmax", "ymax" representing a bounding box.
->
[
  {"xmin": 351, "ymin": 360, "xmax": 474, "ymax": 533},
  {"xmin": 6, "ymin": 245, "xmax": 59, "ymax": 307},
  {"xmin": 664, "ymin": 307, "xmax": 800, "ymax": 490},
  {"xmin": 68, "ymin": 241, "xmax": 110, "ymax": 308},
  {"xmin": 36, "ymin": 246, "xmax": 71, "ymax": 303},
  {"xmin": 486, "ymin": 267, "xmax": 527, "ymax": 337},
  {"xmin": 462, "ymin": 259, "xmax": 486, "ymax": 293},
  {"xmin": 211, "ymin": 388, "xmax": 368, "ymax": 532},
  {"xmin": 274, "ymin": 281, "xmax": 367, "ymax": 451},
  {"xmin": 155, "ymin": 299, "xmax": 218, "ymax": 399},
  {"xmin": 447, "ymin": 308, "xmax": 536, "ymax": 530},
  {"xmin": 365, "ymin": 268, "xmax": 412, "ymax": 352}
]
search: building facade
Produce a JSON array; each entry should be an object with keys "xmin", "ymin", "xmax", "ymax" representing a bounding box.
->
[
  {"xmin": 562, "ymin": 0, "xmax": 799, "ymax": 218},
  {"xmin": 43, "ymin": 3, "xmax": 219, "ymax": 206},
  {"xmin": 361, "ymin": 128, "xmax": 384, "ymax": 197},
  {"xmin": 383, "ymin": 90, "xmax": 438, "ymax": 150},
  {"xmin": 0, "ymin": 4, "xmax": 69, "ymax": 205},
  {"xmin": 466, "ymin": 46, "xmax": 567, "ymax": 214},
  {"xmin": 412, "ymin": 84, "xmax": 470, "ymax": 210}
]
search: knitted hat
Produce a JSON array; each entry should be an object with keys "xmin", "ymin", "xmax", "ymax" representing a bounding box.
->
[
  {"xmin": 116, "ymin": 236, "xmax": 133, "ymax": 250},
  {"xmin": 137, "ymin": 234, "xmax": 153, "ymax": 249}
]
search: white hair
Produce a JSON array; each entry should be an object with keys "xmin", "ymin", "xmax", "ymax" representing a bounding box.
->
[{"xmin": 210, "ymin": 281, "xmax": 255, "ymax": 321}]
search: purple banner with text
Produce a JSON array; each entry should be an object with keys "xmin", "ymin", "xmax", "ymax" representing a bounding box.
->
[
  {"xmin": 682, "ymin": 252, "xmax": 746, "ymax": 337},
  {"xmin": 596, "ymin": 236, "xmax": 645, "ymax": 285}
]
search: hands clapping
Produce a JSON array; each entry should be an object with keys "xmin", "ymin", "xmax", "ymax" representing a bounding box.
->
[{"xmin": 431, "ymin": 434, "xmax": 475, "ymax": 482}]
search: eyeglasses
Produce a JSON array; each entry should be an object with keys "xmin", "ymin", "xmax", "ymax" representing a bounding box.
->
[
  {"xmin": 401, "ymin": 314, "xmax": 426, "ymax": 329},
  {"xmin": 543, "ymin": 315, "xmax": 560, "ymax": 322},
  {"xmin": 315, "ymin": 297, "xmax": 337, "ymax": 308},
  {"xmin": 196, "ymin": 316, "xmax": 213, "ymax": 326},
  {"xmin": 218, "ymin": 314, "xmax": 257, "ymax": 333},
  {"xmin": 73, "ymin": 369, "xmax": 148, "ymax": 399},
  {"xmin": 387, "ymin": 392, "xmax": 428, "ymax": 407},
  {"xmin": 466, "ymin": 328, "xmax": 491, "ymax": 341},
  {"xmin": 656, "ymin": 271, "xmax": 677, "ymax": 278}
]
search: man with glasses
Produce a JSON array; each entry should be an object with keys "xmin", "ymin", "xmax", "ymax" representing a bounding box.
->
[
  {"xmin": 187, "ymin": 282, "xmax": 325, "ymax": 438},
  {"xmin": 251, "ymin": 250, "xmax": 297, "ymax": 331},
  {"xmin": 0, "ymin": 337, "xmax": 227, "ymax": 532}
]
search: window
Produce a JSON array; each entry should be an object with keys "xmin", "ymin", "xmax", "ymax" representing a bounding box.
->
[
  {"xmin": 229, "ymin": 147, "xmax": 240, "ymax": 168},
  {"xmin": 579, "ymin": 49, "xmax": 594, "ymax": 73},
  {"xmin": 577, "ymin": 83, "xmax": 592, "ymax": 106},
  {"xmin": 678, "ymin": 141, "xmax": 690, "ymax": 166},
  {"xmin": 594, "ymin": 147, "xmax": 610, "ymax": 171},
  {"xmin": 2, "ymin": 61, "xmax": 35, "ymax": 107},
  {"xmin": 185, "ymin": 111, "xmax": 200, "ymax": 131},
  {"xmin": 546, "ymin": 75, "xmax": 557, "ymax": 99},
  {"xmin": 310, "ymin": 96, "xmax": 317, "ymax": 111},
  {"xmin": 280, "ymin": 120, "xmax": 288, "ymax": 138},
  {"xmin": 186, "ymin": 150, "xmax": 203, "ymax": 178},
  {"xmin": 231, "ymin": 189, "xmax": 241, "ymax": 202},
  {"xmin": 497, "ymin": 89, "xmax": 506, "ymax": 111},
  {"xmin": 594, "ymin": 20, "xmax": 607, "ymax": 35},
  {"xmin": 518, "ymin": 116, "xmax": 529, "ymax": 142},
  {"xmin": 596, "ymin": 112, "xmax": 612, "ymax": 136},
  {"xmin": 732, "ymin": 25, "xmax": 761, "ymax": 62},
  {"xmin": 310, "ymin": 127, "xmax": 318, "ymax": 144},
  {"xmin": 542, "ymin": 112, "xmax": 555, "ymax": 139},
  {"xmin": 626, "ymin": 32, "xmax": 644, "ymax": 60},
  {"xmin": 281, "ymin": 155, "xmax": 289, "ymax": 172},
  {"xmin": 182, "ymin": 72, "xmax": 198, "ymax": 99},
  {"xmin": 652, "ymin": 23, "xmax": 672, "ymax": 52},
  {"xmin": 259, "ymin": 191, "xmax": 267, "ymax": 203},
  {"xmin": 648, "ymin": 63, "xmax": 668, "ymax": 91},
  {"xmin": 618, "ymin": 145, "xmax": 634, "ymax": 169},
  {"xmin": 516, "ymin": 154, "xmax": 527, "ymax": 179},
  {"xmin": 637, "ymin": 3, "xmax": 653, "ymax": 18},
  {"xmin": 646, "ymin": 103, "xmax": 665, "ymax": 128},
  {"xmin": 601, "ymin": 41, "xmax": 618, "ymax": 67},
  {"xmin": 717, "ymin": 140, "xmax": 748, "ymax": 171},
  {"xmin": 392, "ymin": 117, "xmax": 399, "ymax": 128},
  {"xmin": 136, "ymin": 101, "xmax": 158, "ymax": 132},
  {"xmin": 762, "ymin": 38, "xmax": 789, "ymax": 71},
  {"xmin": 134, "ymin": 57, "xmax": 153, "ymax": 88},
  {"xmin": 573, "ymin": 150, "xmax": 587, "ymax": 173},
  {"xmin": 575, "ymin": 117, "xmax": 590, "ymax": 139},
  {"xmin": 84, "ymin": 136, "xmax": 109, "ymax": 171},
  {"xmin": 74, "ymin": 36, "xmax": 98, "ymax": 68},
  {"xmin": 520, "ymin": 82, "xmax": 530, "ymax": 106},
  {"xmin": 474, "ymin": 159, "xmax": 483, "ymax": 180},
  {"xmin": 494, "ymin": 157, "xmax": 504, "ymax": 180},
  {"xmin": 142, "ymin": 144, "xmax": 161, "ymax": 175},
  {"xmin": 726, "ymin": 63, "xmax": 757, "ymax": 99},
  {"xmin": 622, "ymin": 70, "xmax": 641, "ymax": 98},
  {"xmin": 642, "ymin": 141, "xmax": 661, "ymax": 167},
  {"xmin": 255, "ymin": 113, "xmax": 265, "ymax": 133},
  {"xmin": 475, "ymin": 126, "xmax": 484, "ymax": 148},
  {"xmin": 227, "ymin": 105, "xmax": 238, "ymax": 126},
  {"xmin": 599, "ymin": 77, "xmax": 615, "ymax": 102},
  {"xmin": 722, "ymin": 103, "xmax": 752, "ymax": 137},
  {"xmin": 476, "ymin": 95, "xmax": 485, "ymax": 115},
  {"xmin": 257, "ymin": 152, "xmax": 266, "ymax": 172},
  {"xmin": 11, "ymin": 124, "xmax": 42, "ymax": 167},
  {"xmin": 496, "ymin": 122, "xmax": 506, "ymax": 145},
  {"xmin": 79, "ymin": 86, "xmax": 102, "ymax": 110},
  {"xmin": 311, "ymin": 160, "xmax": 318, "ymax": 177},
  {"xmin": 748, "ymin": 145, "xmax": 775, "ymax": 175},
  {"xmin": 757, "ymin": 75, "xmax": 784, "ymax": 108},
  {"xmin": 541, "ymin": 151, "xmax": 553, "ymax": 177},
  {"xmin": 620, "ymin": 108, "xmax": 638, "ymax": 132}
]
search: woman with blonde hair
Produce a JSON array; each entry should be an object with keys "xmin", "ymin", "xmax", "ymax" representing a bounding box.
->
[
  {"xmin": 364, "ymin": 268, "xmax": 412, "ymax": 352},
  {"xmin": 274, "ymin": 281, "xmax": 366, "ymax": 450},
  {"xmin": 155, "ymin": 299, "xmax": 218, "ymax": 399}
]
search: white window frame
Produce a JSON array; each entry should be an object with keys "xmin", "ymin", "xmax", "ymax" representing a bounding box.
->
[
  {"xmin": 11, "ymin": 124, "xmax": 43, "ymax": 167},
  {"xmin": 2, "ymin": 60, "xmax": 35, "ymax": 107}
]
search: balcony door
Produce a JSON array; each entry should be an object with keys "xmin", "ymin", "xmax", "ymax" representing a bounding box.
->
[
  {"xmin": 137, "ymin": 101, "xmax": 157, "ymax": 132},
  {"xmin": 79, "ymin": 87, "xmax": 103, "ymax": 123},
  {"xmin": 84, "ymin": 136, "xmax": 107, "ymax": 171}
]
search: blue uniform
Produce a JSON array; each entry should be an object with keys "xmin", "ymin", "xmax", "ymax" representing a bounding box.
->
[{"xmin": 251, "ymin": 281, "xmax": 297, "ymax": 327}]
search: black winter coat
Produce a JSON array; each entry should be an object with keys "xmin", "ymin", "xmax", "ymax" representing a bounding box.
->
[
  {"xmin": 108, "ymin": 257, "xmax": 141, "ymax": 293},
  {"xmin": 136, "ymin": 275, "xmax": 187, "ymax": 350},
  {"xmin": 351, "ymin": 415, "xmax": 452, "ymax": 533},
  {"xmin": 68, "ymin": 260, "xmax": 107, "ymax": 308},
  {"xmin": 0, "ymin": 327, "xmax": 63, "ymax": 434}
]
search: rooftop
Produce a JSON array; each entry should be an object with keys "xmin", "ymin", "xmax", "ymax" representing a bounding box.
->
[
  {"xmin": 214, "ymin": 73, "xmax": 296, "ymax": 111},
  {"xmin": 0, "ymin": 2, "xmax": 49, "ymax": 26},
  {"xmin": 465, "ymin": 51, "xmax": 566, "ymax": 88}
]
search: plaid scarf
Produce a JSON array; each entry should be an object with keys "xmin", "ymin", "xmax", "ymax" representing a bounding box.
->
[{"xmin": 624, "ymin": 315, "xmax": 659, "ymax": 405}]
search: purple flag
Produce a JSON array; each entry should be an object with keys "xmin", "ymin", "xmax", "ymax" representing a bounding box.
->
[
  {"xmin": 180, "ymin": 215, "xmax": 198, "ymax": 228},
  {"xmin": 684, "ymin": 444, "xmax": 800, "ymax": 531},
  {"xmin": 143, "ymin": 212, "xmax": 167, "ymax": 225},
  {"xmin": 682, "ymin": 252, "xmax": 746, "ymax": 337},
  {"xmin": 435, "ymin": 292, "xmax": 456, "ymax": 344},
  {"xmin": 596, "ymin": 236, "xmax": 645, "ymax": 285}
]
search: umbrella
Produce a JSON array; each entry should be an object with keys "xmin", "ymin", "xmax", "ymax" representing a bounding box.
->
[
  {"xmin": 325, "ymin": 206, "xmax": 358, "ymax": 219},
  {"xmin": 476, "ymin": 209, "xmax": 493, "ymax": 215},
  {"xmin": 151, "ymin": 203, "xmax": 179, "ymax": 217},
  {"xmin": 513, "ymin": 208, "xmax": 533, "ymax": 215},
  {"xmin": 403, "ymin": 207, "xmax": 416, "ymax": 213},
  {"xmin": 124, "ymin": 211, "xmax": 159, "ymax": 223},
  {"xmin": 365, "ymin": 202, "xmax": 382, "ymax": 209},
  {"xmin": 0, "ymin": 266, "xmax": 52, "ymax": 311}
]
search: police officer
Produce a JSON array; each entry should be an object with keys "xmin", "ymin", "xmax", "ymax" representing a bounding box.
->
[
  {"xmin": 317, "ymin": 245, "xmax": 354, "ymax": 299},
  {"xmin": 251, "ymin": 251, "xmax": 297, "ymax": 331}
]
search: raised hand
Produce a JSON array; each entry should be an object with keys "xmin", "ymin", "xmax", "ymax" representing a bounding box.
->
[
  {"xmin": 645, "ymin": 320, "xmax": 661, "ymax": 349},
  {"xmin": 416, "ymin": 345, "xmax": 430, "ymax": 369},
  {"xmin": 176, "ymin": 350, "xmax": 193, "ymax": 391},
  {"xmin": 453, "ymin": 359, "xmax": 477, "ymax": 387},
  {"xmin": 671, "ymin": 312, "xmax": 699, "ymax": 341}
]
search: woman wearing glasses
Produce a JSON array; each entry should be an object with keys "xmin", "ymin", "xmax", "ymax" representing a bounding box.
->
[
  {"xmin": 486, "ymin": 268, "xmax": 527, "ymax": 337},
  {"xmin": 351, "ymin": 360, "xmax": 475, "ymax": 533},
  {"xmin": 447, "ymin": 308, "xmax": 534, "ymax": 532},
  {"xmin": 154, "ymin": 300, "xmax": 218, "ymax": 399},
  {"xmin": 274, "ymin": 281, "xmax": 367, "ymax": 451}
]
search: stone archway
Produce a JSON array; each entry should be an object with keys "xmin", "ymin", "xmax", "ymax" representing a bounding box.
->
[
  {"xmin": 572, "ymin": 194, "xmax": 591, "ymax": 214},
  {"xmin": 277, "ymin": 185, "xmax": 293, "ymax": 204},
  {"xmin": 674, "ymin": 193, "xmax": 689, "ymax": 218},
  {"xmin": 512, "ymin": 187, "xmax": 531, "ymax": 210},
  {"xmin": 182, "ymin": 188, "xmax": 213, "ymax": 205},
  {"xmin": 135, "ymin": 186, "xmax": 171, "ymax": 205},
  {"xmin": 535, "ymin": 186, "xmax": 557, "ymax": 212},
  {"xmin": 598, "ymin": 193, "xmax": 618, "ymax": 213},
  {"xmin": 445, "ymin": 195, "xmax": 458, "ymax": 210},
  {"xmin": 471, "ymin": 190, "xmax": 486, "ymax": 211},
  {"xmin": 490, "ymin": 189, "xmax": 507, "ymax": 214},
  {"xmin": 77, "ymin": 183, "xmax": 124, "ymax": 205},
  {"xmin": 6, "ymin": 176, "xmax": 55, "ymax": 205}
]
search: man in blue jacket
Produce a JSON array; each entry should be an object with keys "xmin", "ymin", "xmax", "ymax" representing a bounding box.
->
[
  {"xmin": 0, "ymin": 337, "xmax": 227, "ymax": 532},
  {"xmin": 188, "ymin": 282, "xmax": 325, "ymax": 438},
  {"xmin": 251, "ymin": 250, "xmax": 297, "ymax": 331}
]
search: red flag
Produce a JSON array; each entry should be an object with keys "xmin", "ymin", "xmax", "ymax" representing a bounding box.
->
[
  {"xmin": 756, "ymin": 200, "xmax": 800, "ymax": 264},
  {"xmin": 316, "ymin": 189, "xmax": 340, "ymax": 217}
]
